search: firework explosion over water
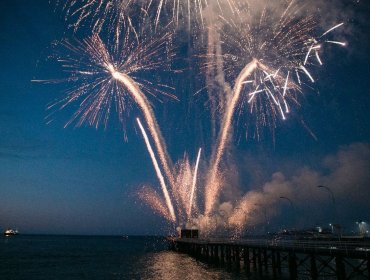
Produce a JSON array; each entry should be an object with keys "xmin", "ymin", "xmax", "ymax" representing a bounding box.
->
[{"xmin": 37, "ymin": 0, "xmax": 350, "ymax": 236}]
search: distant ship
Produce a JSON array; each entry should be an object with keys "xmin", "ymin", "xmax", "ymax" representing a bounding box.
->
[{"xmin": 4, "ymin": 229, "xmax": 19, "ymax": 236}]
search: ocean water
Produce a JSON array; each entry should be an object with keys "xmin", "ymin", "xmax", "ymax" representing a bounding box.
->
[{"xmin": 0, "ymin": 235, "xmax": 270, "ymax": 280}]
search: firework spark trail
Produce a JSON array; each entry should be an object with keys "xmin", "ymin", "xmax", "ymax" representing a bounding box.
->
[
  {"xmin": 137, "ymin": 117, "xmax": 176, "ymax": 222},
  {"xmin": 205, "ymin": 59, "xmax": 258, "ymax": 216},
  {"xmin": 300, "ymin": 65, "xmax": 315, "ymax": 83},
  {"xmin": 325, "ymin": 40, "xmax": 346, "ymax": 46},
  {"xmin": 188, "ymin": 148, "xmax": 202, "ymax": 219},
  {"xmin": 110, "ymin": 68, "xmax": 176, "ymax": 192},
  {"xmin": 321, "ymin": 22, "xmax": 344, "ymax": 37}
]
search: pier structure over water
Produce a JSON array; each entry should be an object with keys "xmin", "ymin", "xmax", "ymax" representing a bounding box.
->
[{"xmin": 170, "ymin": 237, "xmax": 370, "ymax": 279}]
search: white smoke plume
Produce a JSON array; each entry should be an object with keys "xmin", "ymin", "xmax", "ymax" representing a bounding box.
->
[{"xmin": 207, "ymin": 142, "xmax": 370, "ymax": 234}]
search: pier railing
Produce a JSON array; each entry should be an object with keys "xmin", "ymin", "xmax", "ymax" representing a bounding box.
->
[
  {"xmin": 170, "ymin": 237, "xmax": 370, "ymax": 279},
  {"xmin": 178, "ymin": 237, "xmax": 370, "ymax": 256}
]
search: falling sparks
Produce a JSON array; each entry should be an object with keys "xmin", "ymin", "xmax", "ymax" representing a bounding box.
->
[
  {"xmin": 151, "ymin": 0, "xmax": 207, "ymax": 29},
  {"xmin": 137, "ymin": 117, "xmax": 176, "ymax": 222},
  {"xmin": 58, "ymin": 0, "xmax": 210, "ymax": 32},
  {"xmin": 56, "ymin": 0, "xmax": 138, "ymax": 35},
  {"xmin": 137, "ymin": 186, "xmax": 172, "ymax": 221}
]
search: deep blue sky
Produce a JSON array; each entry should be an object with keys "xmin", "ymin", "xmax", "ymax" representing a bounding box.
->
[{"xmin": 0, "ymin": 0, "xmax": 369, "ymax": 235}]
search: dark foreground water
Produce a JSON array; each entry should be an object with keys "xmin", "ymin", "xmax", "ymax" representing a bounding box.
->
[{"xmin": 0, "ymin": 235, "xmax": 272, "ymax": 280}]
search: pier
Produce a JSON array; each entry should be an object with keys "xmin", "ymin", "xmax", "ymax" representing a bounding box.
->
[{"xmin": 169, "ymin": 237, "xmax": 370, "ymax": 279}]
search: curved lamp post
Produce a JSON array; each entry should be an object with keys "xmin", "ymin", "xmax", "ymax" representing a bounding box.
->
[
  {"xmin": 254, "ymin": 203, "xmax": 268, "ymax": 234},
  {"xmin": 317, "ymin": 185, "xmax": 337, "ymax": 227},
  {"xmin": 279, "ymin": 196, "xmax": 295, "ymax": 230},
  {"xmin": 279, "ymin": 196, "xmax": 294, "ymax": 208}
]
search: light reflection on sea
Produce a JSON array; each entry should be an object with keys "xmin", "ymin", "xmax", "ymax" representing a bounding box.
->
[
  {"xmin": 0, "ymin": 235, "xmax": 272, "ymax": 279},
  {"xmin": 132, "ymin": 251, "xmax": 243, "ymax": 280}
]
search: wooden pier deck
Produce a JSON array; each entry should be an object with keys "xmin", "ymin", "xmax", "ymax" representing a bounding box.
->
[{"xmin": 169, "ymin": 237, "xmax": 370, "ymax": 279}]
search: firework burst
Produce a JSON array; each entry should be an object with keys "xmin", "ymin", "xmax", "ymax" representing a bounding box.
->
[
  {"xmin": 34, "ymin": 22, "xmax": 179, "ymax": 204},
  {"xmin": 171, "ymin": 149, "xmax": 202, "ymax": 222},
  {"xmin": 203, "ymin": 0, "xmax": 345, "ymax": 216},
  {"xmin": 150, "ymin": 0, "xmax": 211, "ymax": 29},
  {"xmin": 57, "ymin": 0, "xmax": 210, "ymax": 32},
  {"xmin": 137, "ymin": 142, "xmax": 203, "ymax": 224},
  {"xmin": 56, "ymin": 0, "xmax": 140, "ymax": 35},
  {"xmin": 45, "ymin": 24, "xmax": 175, "ymax": 129},
  {"xmin": 43, "ymin": 0, "xmax": 347, "ymax": 235},
  {"xmin": 137, "ymin": 186, "xmax": 173, "ymax": 221}
]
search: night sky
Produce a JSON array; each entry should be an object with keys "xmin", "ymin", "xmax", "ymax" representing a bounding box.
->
[{"xmin": 0, "ymin": 0, "xmax": 369, "ymax": 235}]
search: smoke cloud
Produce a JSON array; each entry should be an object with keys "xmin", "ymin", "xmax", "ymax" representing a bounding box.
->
[{"xmin": 208, "ymin": 142, "xmax": 370, "ymax": 233}]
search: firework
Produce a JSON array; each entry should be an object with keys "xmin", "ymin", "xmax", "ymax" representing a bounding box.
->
[
  {"xmin": 188, "ymin": 148, "xmax": 202, "ymax": 219},
  {"xmin": 56, "ymin": 0, "xmax": 139, "ymax": 35},
  {"xmin": 205, "ymin": 59, "xmax": 258, "ymax": 216},
  {"xmin": 137, "ymin": 146, "xmax": 203, "ymax": 225},
  {"xmin": 148, "ymin": 0, "xmax": 209, "ymax": 29},
  {"xmin": 204, "ymin": 0, "xmax": 345, "ymax": 216},
  {"xmin": 37, "ymin": 21, "xmax": 178, "ymax": 193},
  {"xmin": 45, "ymin": 0, "xmax": 347, "ymax": 234},
  {"xmin": 137, "ymin": 186, "xmax": 173, "ymax": 221},
  {"xmin": 58, "ymin": 0, "xmax": 210, "ymax": 31},
  {"xmin": 169, "ymin": 150, "xmax": 203, "ymax": 223},
  {"xmin": 137, "ymin": 118, "xmax": 176, "ymax": 221}
]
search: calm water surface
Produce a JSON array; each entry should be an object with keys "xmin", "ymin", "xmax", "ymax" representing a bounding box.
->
[{"xmin": 0, "ymin": 235, "xmax": 273, "ymax": 280}]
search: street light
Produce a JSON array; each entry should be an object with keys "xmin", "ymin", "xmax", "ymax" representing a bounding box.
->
[
  {"xmin": 254, "ymin": 203, "xmax": 268, "ymax": 235},
  {"xmin": 317, "ymin": 185, "xmax": 337, "ymax": 223},
  {"xmin": 356, "ymin": 220, "xmax": 367, "ymax": 236},
  {"xmin": 279, "ymin": 196, "xmax": 294, "ymax": 208},
  {"xmin": 279, "ymin": 196, "xmax": 295, "ymax": 230}
]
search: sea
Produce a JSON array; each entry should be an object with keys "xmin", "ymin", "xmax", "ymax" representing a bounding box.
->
[{"xmin": 0, "ymin": 235, "xmax": 276, "ymax": 280}]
